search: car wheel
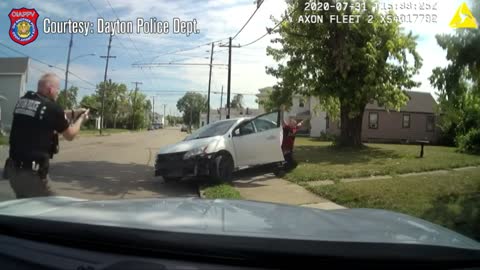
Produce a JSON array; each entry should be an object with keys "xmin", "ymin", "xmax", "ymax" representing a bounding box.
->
[
  {"xmin": 211, "ymin": 153, "xmax": 234, "ymax": 182},
  {"xmin": 163, "ymin": 176, "xmax": 181, "ymax": 183}
]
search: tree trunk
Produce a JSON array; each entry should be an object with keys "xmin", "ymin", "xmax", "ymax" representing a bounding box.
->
[{"xmin": 338, "ymin": 103, "xmax": 365, "ymax": 148}]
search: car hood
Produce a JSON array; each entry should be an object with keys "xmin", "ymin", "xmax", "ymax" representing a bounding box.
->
[
  {"xmin": 0, "ymin": 197, "xmax": 478, "ymax": 250},
  {"xmin": 157, "ymin": 136, "xmax": 220, "ymax": 154}
]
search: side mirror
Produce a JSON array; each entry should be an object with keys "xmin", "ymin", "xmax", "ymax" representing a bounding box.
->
[{"xmin": 233, "ymin": 129, "xmax": 241, "ymax": 137}]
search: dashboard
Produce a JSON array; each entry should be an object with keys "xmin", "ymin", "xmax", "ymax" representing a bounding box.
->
[{"xmin": 0, "ymin": 235, "xmax": 267, "ymax": 270}]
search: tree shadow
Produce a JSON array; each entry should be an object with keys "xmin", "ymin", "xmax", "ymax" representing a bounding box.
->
[
  {"xmin": 294, "ymin": 144, "xmax": 403, "ymax": 165},
  {"xmin": 48, "ymin": 161, "xmax": 198, "ymax": 199},
  {"xmin": 421, "ymin": 192, "xmax": 480, "ymax": 241}
]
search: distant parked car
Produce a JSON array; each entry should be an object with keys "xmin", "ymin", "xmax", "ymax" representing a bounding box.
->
[
  {"xmin": 155, "ymin": 111, "xmax": 285, "ymax": 183},
  {"xmin": 180, "ymin": 125, "xmax": 188, "ymax": 132}
]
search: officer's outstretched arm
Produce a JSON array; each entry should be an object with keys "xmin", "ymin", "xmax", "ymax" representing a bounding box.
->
[{"xmin": 62, "ymin": 110, "xmax": 89, "ymax": 141}]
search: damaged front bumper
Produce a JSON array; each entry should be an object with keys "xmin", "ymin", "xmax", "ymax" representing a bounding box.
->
[{"xmin": 154, "ymin": 152, "xmax": 214, "ymax": 178}]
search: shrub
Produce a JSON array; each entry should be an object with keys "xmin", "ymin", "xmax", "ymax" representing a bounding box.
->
[
  {"xmin": 457, "ymin": 129, "xmax": 480, "ymax": 154},
  {"xmin": 317, "ymin": 131, "xmax": 337, "ymax": 142}
]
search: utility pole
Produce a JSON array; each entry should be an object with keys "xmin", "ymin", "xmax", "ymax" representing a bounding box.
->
[
  {"xmin": 163, "ymin": 104, "xmax": 167, "ymax": 126},
  {"xmin": 131, "ymin": 82, "xmax": 142, "ymax": 130},
  {"xmin": 226, "ymin": 37, "xmax": 232, "ymax": 119},
  {"xmin": 151, "ymin": 96, "xmax": 155, "ymax": 126},
  {"xmin": 63, "ymin": 32, "xmax": 73, "ymax": 109},
  {"xmin": 219, "ymin": 85, "xmax": 224, "ymax": 120},
  {"xmin": 189, "ymin": 107, "xmax": 193, "ymax": 133},
  {"xmin": 99, "ymin": 32, "xmax": 116, "ymax": 135},
  {"xmin": 220, "ymin": 38, "xmax": 240, "ymax": 119},
  {"xmin": 207, "ymin": 42, "xmax": 214, "ymax": 124}
]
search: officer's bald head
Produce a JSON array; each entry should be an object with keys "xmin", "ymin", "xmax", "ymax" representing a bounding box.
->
[{"xmin": 37, "ymin": 73, "xmax": 60, "ymax": 101}]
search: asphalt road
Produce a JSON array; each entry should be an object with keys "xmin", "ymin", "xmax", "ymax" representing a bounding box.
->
[{"xmin": 0, "ymin": 128, "xmax": 199, "ymax": 201}]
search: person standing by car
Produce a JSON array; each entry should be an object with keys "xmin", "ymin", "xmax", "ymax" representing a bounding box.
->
[
  {"xmin": 280, "ymin": 105, "xmax": 304, "ymax": 171},
  {"xmin": 7, "ymin": 73, "xmax": 89, "ymax": 198},
  {"xmin": 282, "ymin": 118, "xmax": 303, "ymax": 171}
]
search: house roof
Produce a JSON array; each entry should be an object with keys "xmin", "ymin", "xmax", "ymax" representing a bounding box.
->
[
  {"xmin": 365, "ymin": 91, "xmax": 437, "ymax": 113},
  {"xmin": 0, "ymin": 57, "xmax": 29, "ymax": 74}
]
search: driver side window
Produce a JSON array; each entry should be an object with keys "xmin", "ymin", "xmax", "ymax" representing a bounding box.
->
[
  {"xmin": 252, "ymin": 112, "xmax": 279, "ymax": 133},
  {"xmin": 235, "ymin": 121, "xmax": 256, "ymax": 136}
]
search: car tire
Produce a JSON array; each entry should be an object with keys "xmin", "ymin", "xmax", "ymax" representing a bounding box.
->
[
  {"xmin": 163, "ymin": 176, "xmax": 181, "ymax": 183},
  {"xmin": 210, "ymin": 153, "xmax": 234, "ymax": 182}
]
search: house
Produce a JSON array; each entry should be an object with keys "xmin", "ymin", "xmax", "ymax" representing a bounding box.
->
[
  {"xmin": 200, "ymin": 107, "xmax": 261, "ymax": 127},
  {"xmin": 257, "ymin": 86, "xmax": 439, "ymax": 143},
  {"xmin": 256, "ymin": 88, "xmax": 327, "ymax": 137},
  {"xmin": 0, "ymin": 57, "xmax": 30, "ymax": 132},
  {"xmin": 326, "ymin": 91, "xmax": 441, "ymax": 143},
  {"xmin": 151, "ymin": 112, "xmax": 165, "ymax": 126}
]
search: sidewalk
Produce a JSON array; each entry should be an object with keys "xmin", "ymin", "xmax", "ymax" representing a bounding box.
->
[
  {"xmin": 232, "ymin": 172, "xmax": 345, "ymax": 210},
  {"xmin": 307, "ymin": 165, "xmax": 480, "ymax": 187}
]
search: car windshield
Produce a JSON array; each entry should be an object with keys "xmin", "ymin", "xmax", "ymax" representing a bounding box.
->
[
  {"xmin": 0, "ymin": 0, "xmax": 479, "ymax": 258},
  {"xmin": 185, "ymin": 120, "xmax": 237, "ymax": 140}
]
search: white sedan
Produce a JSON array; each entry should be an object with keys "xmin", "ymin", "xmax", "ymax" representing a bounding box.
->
[{"xmin": 154, "ymin": 111, "xmax": 285, "ymax": 182}]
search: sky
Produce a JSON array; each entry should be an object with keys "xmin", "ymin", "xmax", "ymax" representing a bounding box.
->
[{"xmin": 0, "ymin": 0, "xmax": 476, "ymax": 116}]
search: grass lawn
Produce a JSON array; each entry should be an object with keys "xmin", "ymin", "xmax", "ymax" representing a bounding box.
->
[
  {"xmin": 0, "ymin": 136, "xmax": 7, "ymax": 145},
  {"xmin": 201, "ymin": 183, "xmax": 242, "ymax": 200},
  {"xmin": 287, "ymin": 138, "xmax": 480, "ymax": 182},
  {"xmin": 308, "ymin": 168, "xmax": 480, "ymax": 240}
]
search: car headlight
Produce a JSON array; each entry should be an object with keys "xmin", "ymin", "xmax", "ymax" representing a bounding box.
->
[{"xmin": 183, "ymin": 145, "xmax": 209, "ymax": 160}]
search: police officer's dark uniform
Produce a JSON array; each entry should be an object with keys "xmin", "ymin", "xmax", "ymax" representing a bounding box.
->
[{"xmin": 8, "ymin": 91, "xmax": 69, "ymax": 198}]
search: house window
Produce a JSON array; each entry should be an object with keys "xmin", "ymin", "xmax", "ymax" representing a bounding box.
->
[
  {"xmin": 369, "ymin": 112, "xmax": 378, "ymax": 129},
  {"xmin": 299, "ymin": 98, "xmax": 305, "ymax": 108},
  {"xmin": 426, "ymin": 115, "xmax": 435, "ymax": 132},
  {"xmin": 326, "ymin": 116, "xmax": 330, "ymax": 129},
  {"xmin": 402, "ymin": 114, "xmax": 410, "ymax": 128}
]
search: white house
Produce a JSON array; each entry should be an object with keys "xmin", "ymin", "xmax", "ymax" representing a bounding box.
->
[
  {"xmin": 0, "ymin": 57, "xmax": 29, "ymax": 132},
  {"xmin": 256, "ymin": 88, "xmax": 327, "ymax": 138}
]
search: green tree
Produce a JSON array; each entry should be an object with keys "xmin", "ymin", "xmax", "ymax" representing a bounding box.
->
[
  {"xmin": 129, "ymin": 90, "xmax": 150, "ymax": 130},
  {"xmin": 176, "ymin": 92, "xmax": 207, "ymax": 129},
  {"xmin": 257, "ymin": 87, "xmax": 276, "ymax": 112},
  {"xmin": 57, "ymin": 86, "xmax": 78, "ymax": 109},
  {"xmin": 266, "ymin": 0, "xmax": 422, "ymax": 147},
  {"xmin": 79, "ymin": 94, "xmax": 100, "ymax": 116},
  {"xmin": 230, "ymin": 94, "xmax": 244, "ymax": 109},
  {"xmin": 94, "ymin": 80, "xmax": 130, "ymax": 128},
  {"xmin": 429, "ymin": 3, "xmax": 480, "ymax": 148}
]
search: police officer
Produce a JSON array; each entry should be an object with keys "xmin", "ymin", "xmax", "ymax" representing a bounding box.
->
[{"xmin": 8, "ymin": 73, "xmax": 89, "ymax": 198}]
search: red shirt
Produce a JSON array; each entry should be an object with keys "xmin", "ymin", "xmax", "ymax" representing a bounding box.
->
[{"xmin": 281, "ymin": 125, "xmax": 298, "ymax": 152}]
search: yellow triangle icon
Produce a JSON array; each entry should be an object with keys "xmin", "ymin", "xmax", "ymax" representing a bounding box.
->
[{"xmin": 449, "ymin": 2, "xmax": 478, "ymax": 29}]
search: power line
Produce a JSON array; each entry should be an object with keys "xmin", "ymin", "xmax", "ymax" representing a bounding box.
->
[
  {"xmin": 87, "ymin": 0, "xmax": 103, "ymax": 17},
  {"xmin": 239, "ymin": 10, "xmax": 293, "ymax": 48},
  {"xmin": 0, "ymin": 43, "xmax": 96, "ymax": 88},
  {"xmin": 232, "ymin": 5, "xmax": 262, "ymax": 40},
  {"xmin": 105, "ymin": 0, "xmax": 157, "ymax": 87},
  {"xmin": 148, "ymin": 38, "xmax": 229, "ymax": 63},
  {"xmin": 133, "ymin": 63, "xmax": 227, "ymax": 67}
]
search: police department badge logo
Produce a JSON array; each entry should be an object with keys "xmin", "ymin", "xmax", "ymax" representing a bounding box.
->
[{"xmin": 8, "ymin": 8, "xmax": 39, "ymax": 46}]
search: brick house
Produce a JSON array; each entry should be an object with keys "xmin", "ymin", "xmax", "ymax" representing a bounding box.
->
[{"xmin": 326, "ymin": 91, "xmax": 441, "ymax": 144}]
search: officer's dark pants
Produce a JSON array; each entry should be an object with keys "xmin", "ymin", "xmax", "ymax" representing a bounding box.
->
[{"xmin": 8, "ymin": 162, "xmax": 55, "ymax": 199}]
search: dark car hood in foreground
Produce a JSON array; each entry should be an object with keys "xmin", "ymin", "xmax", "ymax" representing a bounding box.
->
[{"xmin": 0, "ymin": 196, "xmax": 478, "ymax": 250}]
